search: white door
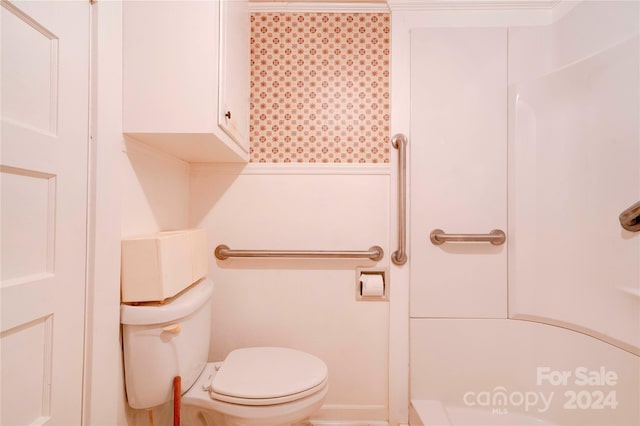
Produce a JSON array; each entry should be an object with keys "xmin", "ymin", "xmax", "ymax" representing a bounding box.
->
[{"xmin": 1, "ymin": 1, "xmax": 89, "ymax": 424}]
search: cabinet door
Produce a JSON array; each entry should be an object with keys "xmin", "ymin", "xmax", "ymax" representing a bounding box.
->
[{"xmin": 218, "ymin": 0, "xmax": 249, "ymax": 152}]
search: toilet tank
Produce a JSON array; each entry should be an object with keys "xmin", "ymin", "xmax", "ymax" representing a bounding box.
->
[{"xmin": 121, "ymin": 278, "xmax": 214, "ymax": 409}]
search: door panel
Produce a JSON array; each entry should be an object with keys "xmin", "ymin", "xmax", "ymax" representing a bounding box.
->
[
  {"xmin": 0, "ymin": 166, "xmax": 55, "ymax": 283},
  {"xmin": 1, "ymin": 1, "xmax": 89, "ymax": 424}
]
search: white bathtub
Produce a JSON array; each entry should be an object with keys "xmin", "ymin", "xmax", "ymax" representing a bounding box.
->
[{"xmin": 410, "ymin": 400, "xmax": 553, "ymax": 426}]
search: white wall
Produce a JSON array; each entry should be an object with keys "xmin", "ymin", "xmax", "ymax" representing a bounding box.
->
[
  {"xmin": 509, "ymin": 0, "xmax": 639, "ymax": 86},
  {"xmin": 121, "ymin": 138, "xmax": 190, "ymax": 237},
  {"xmin": 550, "ymin": 1, "xmax": 639, "ymax": 71},
  {"xmin": 84, "ymin": 2, "xmax": 127, "ymax": 425},
  {"xmin": 189, "ymin": 164, "xmax": 391, "ymax": 422},
  {"xmin": 88, "ymin": 4, "xmax": 192, "ymax": 424},
  {"xmin": 117, "ymin": 145, "xmax": 391, "ymax": 425},
  {"xmin": 119, "ymin": 137, "xmax": 191, "ymax": 425}
]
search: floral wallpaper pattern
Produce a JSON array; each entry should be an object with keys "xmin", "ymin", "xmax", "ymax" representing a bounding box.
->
[{"xmin": 250, "ymin": 12, "xmax": 390, "ymax": 163}]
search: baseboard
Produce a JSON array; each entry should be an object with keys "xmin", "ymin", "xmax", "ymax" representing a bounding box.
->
[
  {"xmin": 310, "ymin": 404, "xmax": 388, "ymax": 425},
  {"xmin": 311, "ymin": 422, "xmax": 389, "ymax": 426}
]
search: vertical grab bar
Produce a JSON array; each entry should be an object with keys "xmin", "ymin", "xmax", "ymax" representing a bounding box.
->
[{"xmin": 392, "ymin": 133, "xmax": 408, "ymax": 265}]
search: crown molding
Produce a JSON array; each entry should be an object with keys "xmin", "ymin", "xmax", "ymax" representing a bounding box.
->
[
  {"xmin": 191, "ymin": 162, "xmax": 392, "ymax": 175},
  {"xmin": 249, "ymin": 2, "xmax": 390, "ymax": 13},
  {"xmin": 387, "ymin": 0, "xmax": 562, "ymax": 12},
  {"xmin": 249, "ymin": 1, "xmax": 571, "ymax": 16}
]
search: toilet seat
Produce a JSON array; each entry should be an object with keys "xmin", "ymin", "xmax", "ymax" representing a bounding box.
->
[
  {"xmin": 183, "ymin": 361, "xmax": 329, "ymax": 426},
  {"xmin": 209, "ymin": 376, "xmax": 328, "ymax": 406},
  {"xmin": 207, "ymin": 347, "xmax": 328, "ymax": 406}
]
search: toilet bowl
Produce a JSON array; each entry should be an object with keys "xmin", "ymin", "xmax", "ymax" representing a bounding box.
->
[{"xmin": 121, "ymin": 279, "xmax": 329, "ymax": 426}]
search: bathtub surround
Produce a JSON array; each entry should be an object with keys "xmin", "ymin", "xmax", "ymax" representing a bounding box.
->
[
  {"xmin": 395, "ymin": 1, "xmax": 640, "ymax": 424},
  {"xmin": 410, "ymin": 320, "xmax": 639, "ymax": 425}
]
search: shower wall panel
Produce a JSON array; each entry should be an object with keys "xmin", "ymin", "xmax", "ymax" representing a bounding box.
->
[
  {"xmin": 508, "ymin": 35, "xmax": 640, "ymax": 354},
  {"xmin": 409, "ymin": 28, "xmax": 508, "ymax": 319}
]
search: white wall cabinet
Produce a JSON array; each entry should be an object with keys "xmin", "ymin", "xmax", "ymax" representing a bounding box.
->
[{"xmin": 123, "ymin": 0, "xmax": 249, "ymax": 163}]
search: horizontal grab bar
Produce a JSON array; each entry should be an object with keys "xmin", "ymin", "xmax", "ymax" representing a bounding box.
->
[
  {"xmin": 430, "ymin": 229, "xmax": 506, "ymax": 246},
  {"xmin": 214, "ymin": 245, "xmax": 384, "ymax": 261},
  {"xmin": 619, "ymin": 201, "xmax": 640, "ymax": 232}
]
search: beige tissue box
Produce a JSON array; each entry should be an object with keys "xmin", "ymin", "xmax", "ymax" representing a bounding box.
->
[{"xmin": 121, "ymin": 229, "xmax": 207, "ymax": 303}]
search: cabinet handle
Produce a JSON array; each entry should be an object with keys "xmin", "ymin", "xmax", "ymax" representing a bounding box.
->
[{"xmin": 225, "ymin": 111, "xmax": 231, "ymax": 119}]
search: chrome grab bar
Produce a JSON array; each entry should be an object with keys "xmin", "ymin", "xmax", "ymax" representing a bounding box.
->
[
  {"xmin": 619, "ymin": 201, "xmax": 640, "ymax": 232},
  {"xmin": 214, "ymin": 245, "xmax": 384, "ymax": 261},
  {"xmin": 430, "ymin": 229, "xmax": 506, "ymax": 246},
  {"xmin": 391, "ymin": 133, "xmax": 408, "ymax": 265}
]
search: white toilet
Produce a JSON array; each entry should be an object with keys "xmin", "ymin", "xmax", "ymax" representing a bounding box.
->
[{"xmin": 121, "ymin": 278, "xmax": 329, "ymax": 426}]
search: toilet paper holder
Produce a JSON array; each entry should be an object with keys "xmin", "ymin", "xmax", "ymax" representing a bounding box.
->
[{"xmin": 356, "ymin": 268, "xmax": 389, "ymax": 301}]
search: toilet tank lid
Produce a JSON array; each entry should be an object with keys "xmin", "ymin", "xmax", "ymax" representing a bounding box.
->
[{"xmin": 120, "ymin": 278, "xmax": 213, "ymax": 325}]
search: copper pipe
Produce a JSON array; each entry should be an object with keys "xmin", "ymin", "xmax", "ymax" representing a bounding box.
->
[{"xmin": 173, "ymin": 376, "xmax": 181, "ymax": 426}]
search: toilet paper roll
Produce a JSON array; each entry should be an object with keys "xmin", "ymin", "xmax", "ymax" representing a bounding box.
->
[{"xmin": 360, "ymin": 273, "xmax": 384, "ymax": 297}]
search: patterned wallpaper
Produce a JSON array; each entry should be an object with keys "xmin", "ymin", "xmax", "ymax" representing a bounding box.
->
[{"xmin": 250, "ymin": 12, "xmax": 390, "ymax": 163}]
